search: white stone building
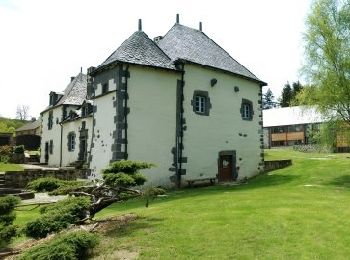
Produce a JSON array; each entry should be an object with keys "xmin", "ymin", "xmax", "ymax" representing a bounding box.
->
[{"xmin": 40, "ymin": 17, "xmax": 266, "ymax": 187}]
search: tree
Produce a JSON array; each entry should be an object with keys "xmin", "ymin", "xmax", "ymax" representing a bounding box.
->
[
  {"xmin": 279, "ymin": 82, "xmax": 293, "ymax": 107},
  {"xmin": 298, "ymin": 0, "xmax": 350, "ymax": 124},
  {"xmin": 16, "ymin": 105, "xmax": 29, "ymax": 120},
  {"xmin": 262, "ymin": 88, "xmax": 277, "ymax": 109}
]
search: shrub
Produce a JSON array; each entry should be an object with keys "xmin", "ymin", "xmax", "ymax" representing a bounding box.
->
[
  {"xmin": 19, "ymin": 230, "xmax": 99, "ymax": 260},
  {"xmin": 26, "ymin": 177, "xmax": 86, "ymax": 195},
  {"xmin": 0, "ymin": 196, "xmax": 20, "ymax": 249},
  {"xmin": 13, "ymin": 145, "xmax": 25, "ymax": 154},
  {"xmin": 0, "ymin": 145, "xmax": 12, "ymax": 163},
  {"xmin": 24, "ymin": 197, "xmax": 91, "ymax": 238},
  {"xmin": 27, "ymin": 177, "xmax": 62, "ymax": 192}
]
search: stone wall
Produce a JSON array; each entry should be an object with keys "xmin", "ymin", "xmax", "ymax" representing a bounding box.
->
[
  {"xmin": 264, "ymin": 160, "xmax": 292, "ymax": 172},
  {"xmin": 4, "ymin": 168, "xmax": 85, "ymax": 188}
]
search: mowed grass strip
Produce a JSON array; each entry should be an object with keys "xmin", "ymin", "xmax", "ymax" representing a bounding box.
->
[
  {"xmin": 0, "ymin": 162, "xmax": 23, "ymax": 171},
  {"xmin": 93, "ymin": 149, "xmax": 350, "ymax": 259}
]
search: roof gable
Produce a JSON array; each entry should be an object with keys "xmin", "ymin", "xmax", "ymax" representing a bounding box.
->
[
  {"xmin": 56, "ymin": 73, "xmax": 87, "ymax": 106},
  {"xmin": 157, "ymin": 24, "xmax": 264, "ymax": 83},
  {"xmin": 101, "ymin": 31, "xmax": 176, "ymax": 71}
]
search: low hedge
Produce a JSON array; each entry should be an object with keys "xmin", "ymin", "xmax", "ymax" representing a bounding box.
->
[{"xmin": 19, "ymin": 230, "xmax": 99, "ymax": 260}]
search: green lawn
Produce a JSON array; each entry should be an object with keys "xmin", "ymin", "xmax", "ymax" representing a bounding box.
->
[
  {"xmin": 92, "ymin": 149, "xmax": 350, "ymax": 259},
  {"xmin": 0, "ymin": 162, "xmax": 23, "ymax": 171},
  {"xmin": 12, "ymin": 149, "xmax": 350, "ymax": 259}
]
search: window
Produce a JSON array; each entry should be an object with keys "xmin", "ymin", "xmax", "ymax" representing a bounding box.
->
[
  {"xmin": 191, "ymin": 90, "xmax": 211, "ymax": 116},
  {"xmin": 102, "ymin": 83, "xmax": 109, "ymax": 94},
  {"xmin": 195, "ymin": 95, "xmax": 206, "ymax": 113},
  {"xmin": 240, "ymin": 99, "xmax": 253, "ymax": 120},
  {"xmin": 67, "ymin": 132, "xmax": 76, "ymax": 152},
  {"xmin": 48, "ymin": 111, "xmax": 53, "ymax": 130},
  {"xmin": 49, "ymin": 140, "xmax": 53, "ymax": 154}
]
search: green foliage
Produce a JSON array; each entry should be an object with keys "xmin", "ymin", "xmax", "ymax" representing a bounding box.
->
[
  {"xmin": 0, "ymin": 196, "xmax": 20, "ymax": 249},
  {"xmin": 19, "ymin": 230, "xmax": 99, "ymax": 260},
  {"xmin": 102, "ymin": 160, "xmax": 154, "ymax": 187},
  {"xmin": 103, "ymin": 160, "xmax": 155, "ymax": 174},
  {"xmin": 26, "ymin": 177, "xmax": 86, "ymax": 195},
  {"xmin": 0, "ymin": 117, "xmax": 26, "ymax": 133},
  {"xmin": 279, "ymin": 81, "xmax": 303, "ymax": 107},
  {"xmin": 262, "ymin": 88, "xmax": 277, "ymax": 109},
  {"xmin": 24, "ymin": 197, "xmax": 91, "ymax": 238},
  {"xmin": 13, "ymin": 145, "xmax": 25, "ymax": 154},
  {"xmin": 0, "ymin": 145, "xmax": 12, "ymax": 163},
  {"xmin": 301, "ymin": 0, "xmax": 350, "ymax": 123}
]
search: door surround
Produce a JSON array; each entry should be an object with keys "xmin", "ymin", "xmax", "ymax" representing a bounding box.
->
[{"xmin": 218, "ymin": 150, "xmax": 237, "ymax": 181}]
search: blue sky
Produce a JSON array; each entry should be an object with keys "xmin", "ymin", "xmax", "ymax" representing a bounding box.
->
[{"xmin": 0, "ymin": 0, "xmax": 311, "ymax": 118}]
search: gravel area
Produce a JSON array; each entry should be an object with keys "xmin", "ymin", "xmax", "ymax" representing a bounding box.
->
[{"xmin": 21, "ymin": 192, "xmax": 67, "ymax": 204}]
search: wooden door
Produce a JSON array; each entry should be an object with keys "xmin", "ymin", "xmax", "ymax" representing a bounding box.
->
[{"xmin": 218, "ymin": 155, "xmax": 233, "ymax": 182}]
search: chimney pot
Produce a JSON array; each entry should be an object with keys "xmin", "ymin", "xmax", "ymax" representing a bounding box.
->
[
  {"xmin": 176, "ymin": 14, "xmax": 179, "ymax": 24},
  {"xmin": 199, "ymin": 22, "xmax": 202, "ymax": 31},
  {"xmin": 71, "ymin": 76, "xmax": 75, "ymax": 82},
  {"xmin": 138, "ymin": 19, "xmax": 142, "ymax": 31}
]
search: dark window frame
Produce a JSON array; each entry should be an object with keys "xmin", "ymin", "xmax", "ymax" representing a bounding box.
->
[
  {"xmin": 240, "ymin": 99, "xmax": 254, "ymax": 121},
  {"xmin": 191, "ymin": 90, "xmax": 212, "ymax": 116},
  {"xmin": 48, "ymin": 111, "xmax": 53, "ymax": 130},
  {"xmin": 67, "ymin": 132, "xmax": 76, "ymax": 152},
  {"xmin": 49, "ymin": 140, "xmax": 53, "ymax": 154},
  {"xmin": 102, "ymin": 82, "xmax": 109, "ymax": 94}
]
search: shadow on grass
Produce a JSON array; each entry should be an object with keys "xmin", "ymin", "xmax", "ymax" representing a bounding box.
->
[
  {"xmin": 97, "ymin": 172, "xmax": 300, "ymax": 215},
  {"xmin": 326, "ymin": 175, "xmax": 350, "ymax": 188},
  {"xmin": 102, "ymin": 216, "xmax": 163, "ymax": 238}
]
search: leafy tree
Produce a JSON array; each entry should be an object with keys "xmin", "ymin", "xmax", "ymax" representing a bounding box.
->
[
  {"xmin": 262, "ymin": 88, "xmax": 277, "ymax": 109},
  {"xmin": 297, "ymin": 0, "xmax": 350, "ymax": 124}
]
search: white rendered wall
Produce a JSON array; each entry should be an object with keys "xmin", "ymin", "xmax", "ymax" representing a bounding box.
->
[
  {"xmin": 127, "ymin": 66, "xmax": 179, "ymax": 187},
  {"xmin": 89, "ymin": 67, "xmax": 118, "ymax": 178},
  {"xmin": 61, "ymin": 117, "xmax": 93, "ymax": 166},
  {"xmin": 182, "ymin": 64, "xmax": 262, "ymax": 181},
  {"xmin": 40, "ymin": 106, "xmax": 63, "ymax": 166}
]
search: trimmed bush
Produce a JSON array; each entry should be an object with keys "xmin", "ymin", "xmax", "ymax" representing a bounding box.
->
[
  {"xmin": 24, "ymin": 197, "xmax": 91, "ymax": 238},
  {"xmin": 0, "ymin": 195, "xmax": 20, "ymax": 249},
  {"xmin": 13, "ymin": 145, "xmax": 25, "ymax": 154},
  {"xmin": 19, "ymin": 230, "xmax": 99, "ymax": 260},
  {"xmin": 26, "ymin": 177, "xmax": 86, "ymax": 195}
]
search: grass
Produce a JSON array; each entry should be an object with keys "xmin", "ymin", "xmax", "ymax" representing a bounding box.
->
[
  {"xmin": 0, "ymin": 162, "xmax": 23, "ymax": 171},
  {"xmin": 92, "ymin": 149, "xmax": 350, "ymax": 259},
  {"xmin": 12, "ymin": 149, "xmax": 350, "ymax": 259}
]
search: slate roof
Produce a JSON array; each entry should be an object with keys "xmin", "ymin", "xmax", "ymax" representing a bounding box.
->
[
  {"xmin": 157, "ymin": 24, "xmax": 265, "ymax": 84},
  {"xmin": 16, "ymin": 120, "xmax": 41, "ymax": 132},
  {"xmin": 263, "ymin": 106, "xmax": 325, "ymax": 128},
  {"xmin": 100, "ymin": 31, "xmax": 176, "ymax": 70},
  {"xmin": 56, "ymin": 72, "xmax": 87, "ymax": 106}
]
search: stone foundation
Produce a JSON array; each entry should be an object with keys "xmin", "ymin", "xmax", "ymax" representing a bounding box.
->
[
  {"xmin": 264, "ymin": 159, "xmax": 292, "ymax": 172},
  {"xmin": 4, "ymin": 168, "xmax": 85, "ymax": 188}
]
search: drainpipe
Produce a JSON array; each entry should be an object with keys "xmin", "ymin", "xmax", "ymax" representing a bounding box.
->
[
  {"xmin": 177, "ymin": 64, "xmax": 185, "ymax": 188},
  {"xmin": 59, "ymin": 122, "xmax": 63, "ymax": 167},
  {"xmin": 124, "ymin": 65, "xmax": 129, "ymax": 159}
]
